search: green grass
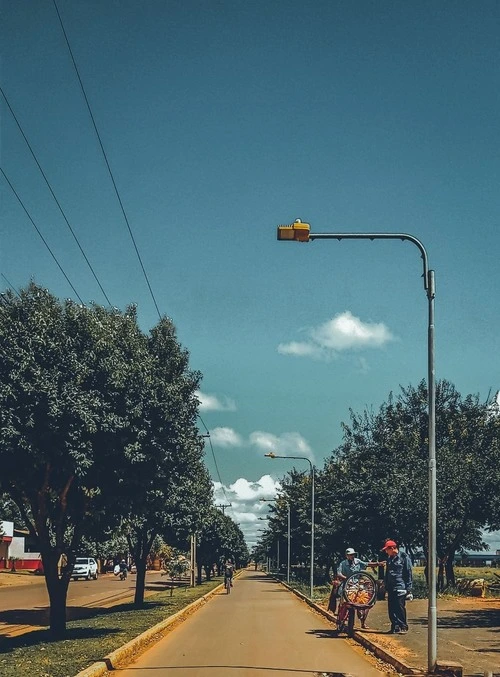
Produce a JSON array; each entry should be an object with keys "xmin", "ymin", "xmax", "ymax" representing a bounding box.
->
[{"xmin": 0, "ymin": 578, "xmax": 222, "ymax": 677}]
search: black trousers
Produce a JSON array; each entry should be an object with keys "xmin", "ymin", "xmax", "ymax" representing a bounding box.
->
[{"xmin": 387, "ymin": 590, "xmax": 407, "ymax": 630}]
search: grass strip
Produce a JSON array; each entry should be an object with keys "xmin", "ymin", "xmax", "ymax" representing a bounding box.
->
[{"xmin": 0, "ymin": 578, "xmax": 221, "ymax": 677}]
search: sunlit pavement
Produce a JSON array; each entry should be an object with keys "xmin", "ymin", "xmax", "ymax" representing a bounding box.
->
[{"xmin": 113, "ymin": 569, "xmax": 388, "ymax": 677}]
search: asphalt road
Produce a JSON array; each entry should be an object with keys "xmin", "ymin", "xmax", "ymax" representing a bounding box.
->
[
  {"xmin": 114, "ymin": 570, "xmax": 389, "ymax": 677},
  {"xmin": 0, "ymin": 572, "xmax": 165, "ymax": 636}
]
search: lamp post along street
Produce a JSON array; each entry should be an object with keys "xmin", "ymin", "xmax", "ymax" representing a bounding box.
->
[
  {"xmin": 261, "ymin": 497, "xmax": 291, "ymax": 584},
  {"xmin": 277, "ymin": 220, "xmax": 437, "ymax": 673},
  {"xmin": 287, "ymin": 502, "xmax": 291, "ymax": 584},
  {"xmin": 265, "ymin": 452, "xmax": 315, "ymax": 599}
]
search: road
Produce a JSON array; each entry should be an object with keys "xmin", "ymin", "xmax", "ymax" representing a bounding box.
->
[
  {"xmin": 0, "ymin": 571, "xmax": 166, "ymax": 636},
  {"xmin": 115, "ymin": 570, "xmax": 389, "ymax": 677}
]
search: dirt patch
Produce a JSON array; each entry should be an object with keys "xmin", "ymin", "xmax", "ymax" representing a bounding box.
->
[
  {"xmin": 0, "ymin": 571, "xmax": 42, "ymax": 588},
  {"xmin": 368, "ymin": 631, "xmax": 418, "ymax": 661},
  {"xmin": 453, "ymin": 595, "xmax": 500, "ymax": 609}
]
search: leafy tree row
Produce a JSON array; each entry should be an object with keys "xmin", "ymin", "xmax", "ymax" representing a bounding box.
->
[
  {"xmin": 0, "ymin": 284, "xmax": 220, "ymax": 634},
  {"xmin": 259, "ymin": 381, "xmax": 500, "ymax": 588}
]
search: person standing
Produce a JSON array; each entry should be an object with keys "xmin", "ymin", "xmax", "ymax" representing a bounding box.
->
[
  {"xmin": 337, "ymin": 547, "xmax": 380, "ymax": 629},
  {"xmin": 382, "ymin": 540, "xmax": 413, "ymax": 634}
]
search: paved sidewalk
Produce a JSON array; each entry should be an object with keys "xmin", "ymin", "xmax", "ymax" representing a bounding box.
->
[{"xmin": 349, "ymin": 595, "xmax": 500, "ymax": 676}]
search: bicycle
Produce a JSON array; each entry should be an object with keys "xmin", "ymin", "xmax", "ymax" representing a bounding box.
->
[
  {"xmin": 225, "ymin": 576, "xmax": 232, "ymax": 594},
  {"xmin": 336, "ymin": 571, "xmax": 377, "ymax": 637}
]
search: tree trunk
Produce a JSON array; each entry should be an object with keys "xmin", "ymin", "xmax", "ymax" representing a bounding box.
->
[
  {"xmin": 204, "ymin": 564, "xmax": 211, "ymax": 581},
  {"xmin": 43, "ymin": 552, "xmax": 70, "ymax": 637},
  {"xmin": 437, "ymin": 557, "xmax": 445, "ymax": 592},
  {"xmin": 445, "ymin": 552, "xmax": 456, "ymax": 587},
  {"xmin": 196, "ymin": 561, "xmax": 203, "ymax": 585},
  {"xmin": 134, "ymin": 557, "xmax": 147, "ymax": 607}
]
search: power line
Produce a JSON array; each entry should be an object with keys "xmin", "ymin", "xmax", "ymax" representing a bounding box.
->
[
  {"xmin": 0, "ymin": 86, "xmax": 112, "ymax": 307},
  {"xmin": 197, "ymin": 414, "xmax": 233, "ymax": 511},
  {"xmin": 52, "ymin": 0, "xmax": 162, "ymax": 319},
  {"xmin": 0, "ymin": 167, "xmax": 84, "ymax": 304},
  {"xmin": 0, "ymin": 274, "xmax": 20, "ymax": 297}
]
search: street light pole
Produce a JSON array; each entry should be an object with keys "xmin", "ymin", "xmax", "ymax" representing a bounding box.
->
[
  {"xmin": 265, "ymin": 452, "xmax": 315, "ymax": 600},
  {"xmin": 287, "ymin": 502, "xmax": 291, "ymax": 584},
  {"xmin": 277, "ymin": 220, "xmax": 437, "ymax": 673},
  {"xmin": 261, "ymin": 497, "xmax": 291, "ymax": 584}
]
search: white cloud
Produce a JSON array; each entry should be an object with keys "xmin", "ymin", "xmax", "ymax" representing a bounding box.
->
[
  {"xmin": 196, "ymin": 390, "xmax": 236, "ymax": 412},
  {"xmin": 229, "ymin": 475, "xmax": 280, "ymax": 501},
  {"xmin": 209, "ymin": 427, "xmax": 242, "ymax": 447},
  {"xmin": 278, "ymin": 311, "xmax": 395, "ymax": 361},
  {"xmin": 213, "ymin": 475, "xmax": 282, "ymax": 546},
  {"xmin": 249, "ymin": 431, "xmax": 314, "ymax": 462},
  {"xmin": 277, "ymin": 341, "xmax": 325, "ymax": 359}
]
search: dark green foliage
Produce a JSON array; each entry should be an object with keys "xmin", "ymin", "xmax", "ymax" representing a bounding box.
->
[
  {"xmin": 258, "ymin": 380, "xmax": 500, "ymax": 591},
  {"xmin": 0, "ymin": 283, "xmax": 213, "ymax": 630},
  {"xmin": 196, "ymin": 508, "xmax": 248, "ymax": 581}
]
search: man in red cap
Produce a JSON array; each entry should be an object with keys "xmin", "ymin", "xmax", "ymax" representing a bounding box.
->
[{"xmin": 382, "ymin": 539, "xmax": 413, "ymax": 634}]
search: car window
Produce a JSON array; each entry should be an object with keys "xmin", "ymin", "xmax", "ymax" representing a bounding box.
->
[{"xmin": 75, "ymin": 558, "xmax": 88, "ymax": 564}]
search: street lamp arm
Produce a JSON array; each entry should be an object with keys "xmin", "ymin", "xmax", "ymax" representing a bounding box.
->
[
  {"xmin": 309, "ymin": 232, "xmax": 431, "ymax": 294},
  {"xmin": 265, "ymin": 452, "xmax": 313, "ymax": 473}
]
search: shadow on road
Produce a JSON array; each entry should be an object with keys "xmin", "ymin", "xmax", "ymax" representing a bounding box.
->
[
  {"xmin": 0, "ymin": 625, "xmax": 120, "ymax": 653},
  {"xmin": 410, "ymin": 607, "xmax": 500, "ymax": 631},
  {"xmin": 119, "ymin": 665, "xmax": 349, "ymax": 674},
  {"xmin": 0, "ymin": 599, "xmax": 167, "ymax": 631},
  {"xmin": 306, "ymin": 628, "xmax": 342, "ymax": 640}
]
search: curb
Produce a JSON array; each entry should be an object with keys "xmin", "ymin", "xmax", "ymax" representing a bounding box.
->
[
  {"xmin": 74, "ymin": 581, "xmax": 225, "ymax": 677},
  {"xmin": 274, "ymin": 577, "xmax": 425, "ymax": 676}
]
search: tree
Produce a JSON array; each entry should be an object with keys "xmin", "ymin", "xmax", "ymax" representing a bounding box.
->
[
  {"xmin": 196, "ymin": 509, "xmax": 248, "ymax": 583},
  {"xmin": 0, "ymin": 286, "xmax": 145, "ymax": 633},
  {"xmin": 101, "ymin": 316, "xmax": 214, "ymax": 606},
  {"xmin": 327, "ymin": 380, "xmax": 500, "ymax": 588}
]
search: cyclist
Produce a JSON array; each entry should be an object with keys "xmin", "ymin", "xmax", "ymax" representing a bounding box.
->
[
  {"xmin": 224, "ymin": 559, "xmax": 234, "ymax": 588},
  {"xmin": 337, "ymin": 547, "xmax": 380, "ymax": 629}
]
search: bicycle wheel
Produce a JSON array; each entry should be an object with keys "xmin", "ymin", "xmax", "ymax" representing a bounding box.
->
[
  {"xmin": 225, "ymin": 578, "xmax": 231, "ymax": 594},
  {"xmin": 342, "ymin": 572, "xmax": 377, "ymax": 609}
]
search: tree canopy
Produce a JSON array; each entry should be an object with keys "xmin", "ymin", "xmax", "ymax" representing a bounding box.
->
[
  {"xmin": 0, "ymin": 284, "xmax": 213, "ymax": 631},
  {"xmin": 257, "ymin": 381, "xmax": 500, "ymax": 588}
]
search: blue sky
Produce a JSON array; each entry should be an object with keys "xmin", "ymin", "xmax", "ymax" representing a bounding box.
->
[{"xmin": 1, "ymin": 0, "xmax": 499, "ymax": 551}]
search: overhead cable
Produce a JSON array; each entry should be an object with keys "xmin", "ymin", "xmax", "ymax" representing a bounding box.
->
[
  {"xmin": 0, "ymin": 274, "xmax": 20, "ymax": 297},
  {"xmin": 0, "ymin": 167, "xmax": 84, "ymax": 304},
  {"xmin": 198, "ymin": 413, "xmax": 233, "ymax": 511},
  {"xmin": 0, "ymin": 86, "xmax": 112, "ymax": 307},
  {"xmin": 52, "ymin": 0, "xmax": 161, "ymax": 319}
]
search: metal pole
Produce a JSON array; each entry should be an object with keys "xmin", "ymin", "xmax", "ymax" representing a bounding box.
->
[
  {"xmin": 190, "ymin": 534, "xmax": 195, "ymax": 587},
  {"xmin": 310, "ymin": 463, "xmax": 315, "ymax": 600},
  {"xmin": 277, "ymin": 538, "xmax": 280, "ymax": 572},
  {"xmin": 428, "ymin": 270, "xmax": 437, "ymax": 673},
  {"xmin": 287, "ymin": 502, "xmax": 291, "ymax": 584},
  {"xmin": 282, "ymin": 227, "xmax": 437, "ymax": 667}
]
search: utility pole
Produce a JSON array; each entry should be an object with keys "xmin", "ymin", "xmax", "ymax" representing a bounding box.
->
[
  {"xmin": 215, "ymin": 503, "xmax": 231, "ymax": 515},
  {"xmin": 190, "ymin": 534, "xmax": 197, "ymax": 587}
]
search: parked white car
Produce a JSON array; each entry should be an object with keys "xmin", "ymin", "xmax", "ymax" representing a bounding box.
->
[{"xmin": 72, "ymin": 557, "xmax": 98, "ymax": 580}]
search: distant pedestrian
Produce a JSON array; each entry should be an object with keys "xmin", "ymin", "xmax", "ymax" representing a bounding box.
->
[{"xmin": 382, "ymin": 540, "xmax": 413, "ymax": 634}]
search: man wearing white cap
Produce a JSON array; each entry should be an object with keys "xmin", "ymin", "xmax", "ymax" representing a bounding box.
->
[{"xmin": 336, "ymin": 547, "xmax": 380, "ymax": 629}]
